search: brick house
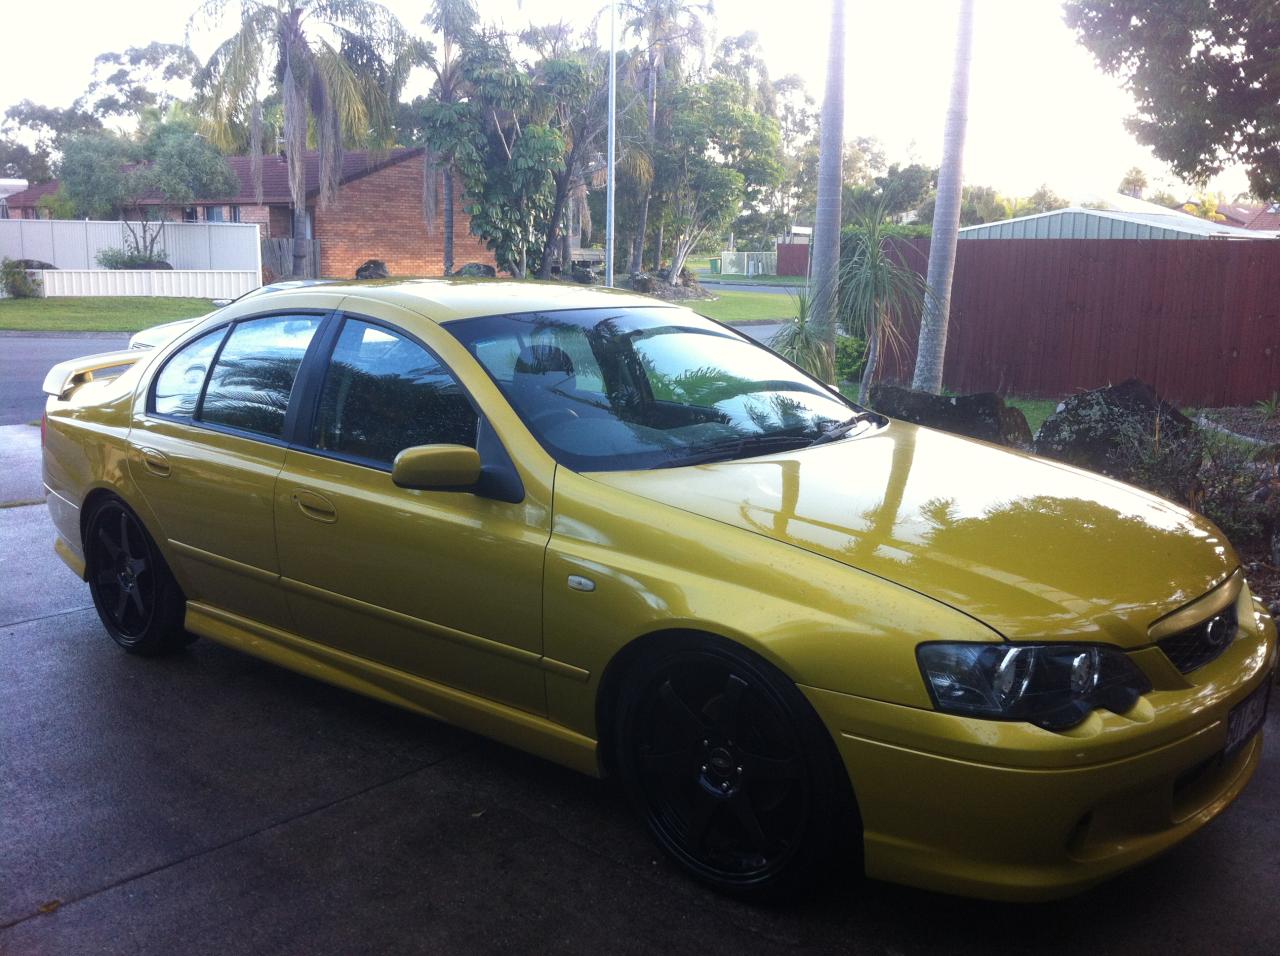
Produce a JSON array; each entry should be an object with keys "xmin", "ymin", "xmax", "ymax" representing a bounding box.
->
[{"xmin": 3, "ymin": 148, "xmax": 495, "ymax": 278}]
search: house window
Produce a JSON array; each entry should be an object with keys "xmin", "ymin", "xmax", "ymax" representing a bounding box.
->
[
  {"xmin": 206, "ymin": 206, "xmax": 225, "ymax": 223},
  {"xmin": 183, "ymin": 207, "xmax": 198, "ymax": 222},
  {"xmin": 230, "ymin": 206, "xmax": 241, "ymax": 223}
]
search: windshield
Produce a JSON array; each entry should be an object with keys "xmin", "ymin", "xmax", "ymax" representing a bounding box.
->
[{"xmin": 447, "ymin": 307, "xmax": 869, "ymax": 471}]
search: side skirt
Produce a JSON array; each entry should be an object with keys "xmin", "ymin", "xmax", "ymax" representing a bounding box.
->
[{"xmin": 185, "ymin": 601, "xmax": 601, "ymax": 777}]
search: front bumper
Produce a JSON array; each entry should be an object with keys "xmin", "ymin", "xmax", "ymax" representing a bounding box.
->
[{"xmin": 803, "ymin": 598, "xmax": 1277, "ymax": 901}]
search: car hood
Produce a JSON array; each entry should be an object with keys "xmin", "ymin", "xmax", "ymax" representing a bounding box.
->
[{"xmin": 588, "ymin": 422, "xmax": 1237, "ymax": 646}]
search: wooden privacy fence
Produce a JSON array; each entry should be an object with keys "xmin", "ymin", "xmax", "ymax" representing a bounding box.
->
[
  {"xmin": 877, "ymin": 238, "xmax": 1280, "ymax": 408},
  {"xmin": 262, "ymin": 238, "xmax": 320, "ymax": 279}
]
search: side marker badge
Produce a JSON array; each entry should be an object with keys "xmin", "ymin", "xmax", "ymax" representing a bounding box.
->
[{"xmin": 567, "ymin": 575, "xmax": 596, "ymax": 592}]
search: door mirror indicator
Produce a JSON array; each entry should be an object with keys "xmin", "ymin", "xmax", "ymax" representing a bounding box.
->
[{"xmin": 391, "ymin": 445, "xmax": 482, "ymax": 490}]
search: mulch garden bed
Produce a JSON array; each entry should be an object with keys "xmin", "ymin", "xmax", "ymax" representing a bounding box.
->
[
  {"xmin": 1241, "ymin": 543, "xmax": 1280, "ymax": 617},
  {"xmin": 1201, "ymin": 406, "xmax": 1280, "ymax": 444}
]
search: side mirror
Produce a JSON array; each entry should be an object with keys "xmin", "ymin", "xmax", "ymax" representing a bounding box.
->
[{"xmin": 391, "ymin": 444, "xmax": 482, "ymax": 490}]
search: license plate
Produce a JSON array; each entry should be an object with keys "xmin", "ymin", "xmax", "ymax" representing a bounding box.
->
[{"xmin": 1225, "ymin": 679, "xmax": 1271, "ymax": 758}]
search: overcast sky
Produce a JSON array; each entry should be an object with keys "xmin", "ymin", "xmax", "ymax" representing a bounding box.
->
[{"xmin": 0, "ymin": 0, "xmax": 1250, "ymax": 202}]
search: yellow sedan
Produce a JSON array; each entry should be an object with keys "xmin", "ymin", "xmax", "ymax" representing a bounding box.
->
[{"xmin": 41, "ymin": 280, "xmax": 1275, "ymax": 901}]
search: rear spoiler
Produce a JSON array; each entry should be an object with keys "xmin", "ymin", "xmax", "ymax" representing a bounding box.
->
[{"xmin": 42, "ymin": 349, "xmax": 145, "ymax": 400}]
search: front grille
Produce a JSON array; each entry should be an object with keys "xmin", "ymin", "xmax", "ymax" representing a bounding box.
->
[{"xmin": 1158, "ymin": 605, "xmax": 1239, "ymax": 674}]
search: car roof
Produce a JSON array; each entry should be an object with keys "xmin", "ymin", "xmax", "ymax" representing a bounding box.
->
[{"xmin": 265, "ymin": 278, "xmax": 672, "ymax": 324}]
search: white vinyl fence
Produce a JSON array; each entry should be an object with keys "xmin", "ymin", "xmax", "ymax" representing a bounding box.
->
[
  {"xmin": 38, "ymin": 270, "xmax": 259, "ymax": 299},
  {"xmin": 718, "ymin": 251, "xmax": 777, "ymax": 276},
  {"xmin": 0, "ymin": 218, "xmax": 262, "ymax": 298}
]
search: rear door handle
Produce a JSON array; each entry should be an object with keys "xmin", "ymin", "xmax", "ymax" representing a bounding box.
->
[
  {"xmin": 293, "ymin": 489, "xmax": 338, "ymax": 524},
  {"xmin": 138, "ymin": 447, "xmax": 171, "ymax": 478}
]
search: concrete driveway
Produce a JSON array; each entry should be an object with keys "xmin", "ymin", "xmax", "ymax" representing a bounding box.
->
[{"xmin": 2, "ymin": 402, "xmax": 1279, "ymax": 954}]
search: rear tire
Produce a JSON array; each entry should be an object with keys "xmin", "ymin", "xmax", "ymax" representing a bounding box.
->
[
  {"xmin": 84, "ymin": 496, "xmax": 192, "ymax": 656},
  {"xmin": 613, "ymin": 633, "xmax": 859, "ymax": 901}
]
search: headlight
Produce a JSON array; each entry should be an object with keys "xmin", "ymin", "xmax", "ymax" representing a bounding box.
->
[{"xmin": 916, "ymin": 642, "xmax": 1152, "ymax": 730}]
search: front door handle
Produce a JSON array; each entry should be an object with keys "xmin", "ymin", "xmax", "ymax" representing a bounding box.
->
[
  {"xmin": 138, "ymin": 447, "xmax": 171, "ymax": 478},
  {"xmin": 293, "ymin": 489, "xmax": 338, "ymax": 524}
]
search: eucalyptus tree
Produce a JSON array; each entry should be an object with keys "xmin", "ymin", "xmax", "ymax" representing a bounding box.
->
[
  {"xmin": 912, "ymin": 0, "xmax": 975, "ymax": 394},
  {"xmin": 620, "ymin": 0, "xmax": 714, "ymax": 273},
  {"xmin": 660, "ymin": 78, "xmax": 781, "ymax": 284},
  {"xmin": 190, "ymin": 0, "xmax": 416, "ymax": 276},
  {"xmin": 808, "ymin": 0, "xmax": 845, "ymax": 374}
]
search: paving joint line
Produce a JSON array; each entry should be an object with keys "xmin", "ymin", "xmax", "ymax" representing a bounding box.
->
[{"xmin": 0, "ymin": 742, "xmax": 475, "ymax": 932}]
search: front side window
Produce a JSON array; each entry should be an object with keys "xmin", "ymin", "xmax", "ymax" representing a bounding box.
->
[
  {"xmin": 448, "ymin": 307, "xmax": 863, "ymax": 472},
  {"xmin": 311, "ymin": 318, "xmax": 477, "ymax": 466},
  {"xmin": 201, "ymin": 315, "xmax": 321, "ymax": 438},
  {"xmin": 152, "ymin": 329, "xmax": 226, "ymax": 418}
]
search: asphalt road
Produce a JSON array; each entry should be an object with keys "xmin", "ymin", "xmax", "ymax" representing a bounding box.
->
[
  {"xmin": 2, "ymin": 431, "xmax": 1279, "ymax": 954},
  {"xmin": 0, "ymin": 332, "xmax": 130, "ymax": 426}
]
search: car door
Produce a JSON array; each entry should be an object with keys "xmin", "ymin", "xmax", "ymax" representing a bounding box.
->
[
  {"xmin": 273, "ymin": 310, "xmax": 553, "ymax": 714},
  {"xmin": 129, "ymin": 311, "xmax": 328, "ymax": 629}
]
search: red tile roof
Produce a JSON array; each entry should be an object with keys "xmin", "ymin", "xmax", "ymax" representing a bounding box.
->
[
  {"xmin": 1216, "ymin": 203, "xmax": 1264, "ymax": 227},
  {"xmin": 4, "ymin": 148, "xmax": 423, "ymax": 209},
  {"xmin": 1246, "ymin": 204, "xmax": 1280, "ymax": 231}
]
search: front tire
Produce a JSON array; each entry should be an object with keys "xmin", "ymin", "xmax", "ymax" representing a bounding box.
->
[
  {"xmin": 614, "ymin": 634, "xmax": 858, "ymax": 900},
  {"xmin": 84, "ymin": 496, "xmax": 192, "ymax": 656}
]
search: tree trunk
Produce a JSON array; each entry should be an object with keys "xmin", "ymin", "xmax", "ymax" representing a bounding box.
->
[
  {"xmin": 912, "ymin": 0, "xmax": 975, "ymax": 394},
  {"xmin": 654, "ymin": 222, "xmax": 664, "ymax": 272},
  {"xmin": 442, "ymin": 166, "xmax": 455, "ymax": 276},
  {"xmin": 628, "ymin": 51, "xmax": 660, "ymax": 273},
  {"xmin": 292, "ymin": 204, "xmax": 308, "ymax": 277},
  {"xmin": 809, "ymin": 0, "xmax": 846, "ymax": 381},
  {"xmin": 537, "ymin": 167, "xmax": 574, "ymax": 279},
  {"xmin": 858, "ymin": 319, "xmax": 880, "ymax": 404}
]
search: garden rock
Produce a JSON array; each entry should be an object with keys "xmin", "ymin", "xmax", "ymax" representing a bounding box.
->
[
  {"xmin": 869, "ymin": 385, "xmax": 1033, "ymax": 449},
  {"xmin": 456, "ymin": 262, "xmax": 496, "ymax": 278},
  {"xmin": 355, "ymin": 259, "xmax": 389, "ymax": 279},
  {"xmin": 1033, "ymin": 379, "xmax": 1202, "ymax": 500},
  {"xmin": 13, "ymin": 259, "xmax": 56, "ymax": 271},
  {"xmin": 630, "ymin": 272, "xmax": 655, "ymax": 294}
]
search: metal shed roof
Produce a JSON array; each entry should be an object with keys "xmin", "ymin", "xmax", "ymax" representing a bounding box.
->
[{"xmin": 958, "ymin": 206, "xmax": 1280, "ymax": 240}]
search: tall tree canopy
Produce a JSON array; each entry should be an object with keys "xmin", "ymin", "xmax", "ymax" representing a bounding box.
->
[
  {"xmin": 1066, "ymin": 0, "xmax": 1280, "ymax": 199},
  {"xmin": 190, "ymin": 0, "xmax": 417, "ymax": 274}
]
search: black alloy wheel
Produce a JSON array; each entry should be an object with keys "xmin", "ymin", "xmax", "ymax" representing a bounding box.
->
[
  {"xmin": 85, "ymin": 497, "xmax": 191, "ymax": 655},
  {"xmin": 615, "ymin": 636, "xmax": 856, "ymax": 899}
]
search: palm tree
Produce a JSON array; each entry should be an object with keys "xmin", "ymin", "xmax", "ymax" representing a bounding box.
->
[
  {"xmin": 421, "ymin": 0, "xmax": 479, "ymax": 276},
  {"xmin": 620, "ymin": 0, "xmax": 713, "ymax": 273},
  {"xmin": 191, "ymin": 0, "xmax": 415, "ymax": 276},
  {"xmin": 839, "ymin": 205, "xmax": 926, "ymax": 404},
  {"xmin": 912, "ymin": 0, "xmax": 975, "ymax": 394},
  {"xmin": 808, "ymin": 0, "xmax": 845, "ymax": 381}
]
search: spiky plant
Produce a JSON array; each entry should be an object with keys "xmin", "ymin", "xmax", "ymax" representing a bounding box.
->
[
  {"xmin": 838, "ymin": 203, "xmax": 926, "ymax": 403},
  {"xmin": 770, "ymin": 285, "xmax": 835, "ymax": 383}
]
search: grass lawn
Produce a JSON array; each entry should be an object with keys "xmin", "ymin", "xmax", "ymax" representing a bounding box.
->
[
  {"xmin": 0, "ymin": 296, "xmax": 216, "ymax": 332},
  {"xmin": 689, "ymin": 289, "xmax": 794, "ymax": 324},
  {"xmin": 1004, "ymin": 396, "xmax": 1061, "ymax": 435}
]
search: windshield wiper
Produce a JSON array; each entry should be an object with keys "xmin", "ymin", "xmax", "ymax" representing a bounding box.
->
[
  {"xmin": 663, "ymin": 433, "xmax": 817, "ymax": 468},
  {"xmin": 807, "ymin": 410, "xmax": 885, "ymax": 447}
]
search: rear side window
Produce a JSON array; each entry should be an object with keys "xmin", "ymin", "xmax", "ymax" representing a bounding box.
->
[
  {"xmin": 312, "ymin": 319, "xmax": 477, "ymax": 465},
  {"xmin": 152, "ymin": 330, "xmax": 225, "ymax": 418},
  {"xmin": 201, "ymin": 315, "xmax": 322, "ymax": 438}
]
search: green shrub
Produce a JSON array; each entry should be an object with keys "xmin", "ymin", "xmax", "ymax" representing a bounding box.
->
[
  {"xmin": 835, "ymin": 334, "xmax": 866, "ymax": 383},
  {"xmin": 1195, "ymin": 432, "xmax": 1278, "ymax": 545},
  {"xmin": 96, "ymin": 247, "xmax": 170, "ymax": 270},
  {"xmin": 1, "ymin": 258, "xmax": 42, "ymax": 298}
]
